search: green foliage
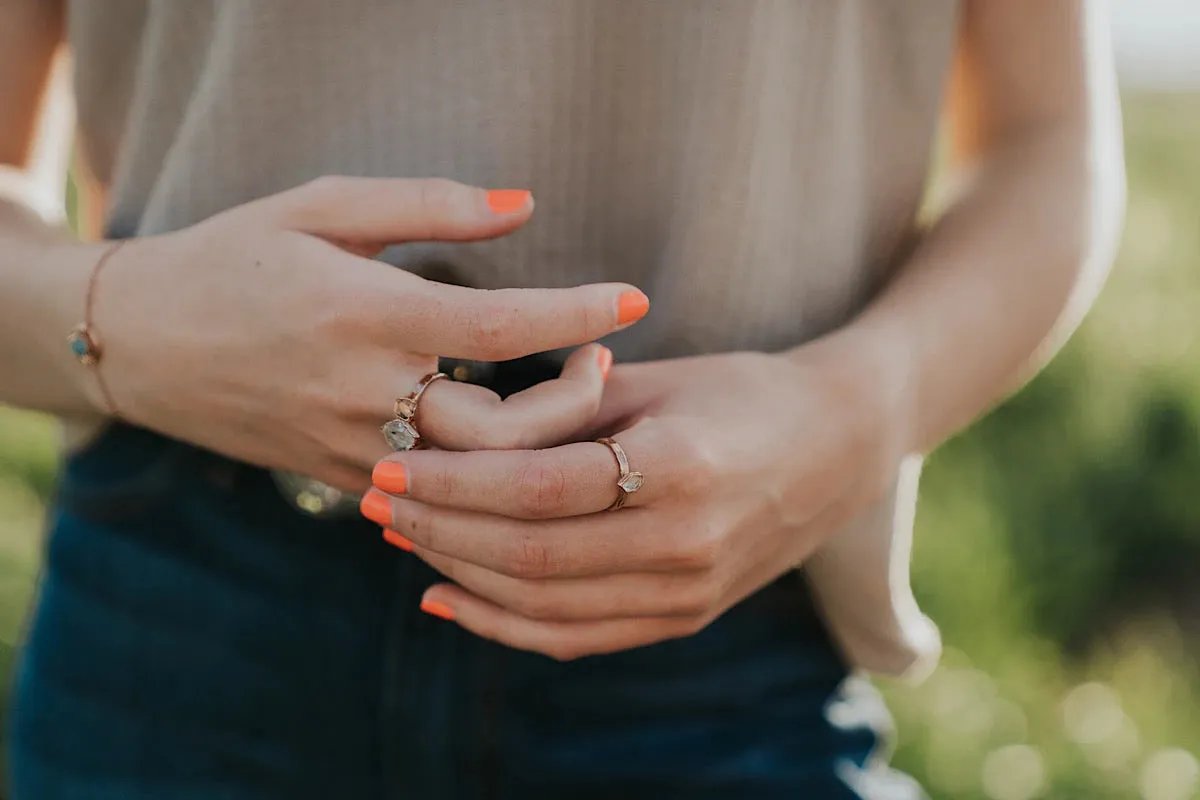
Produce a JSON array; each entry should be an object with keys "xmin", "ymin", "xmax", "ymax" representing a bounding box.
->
[
  {"xmin": 884, "ymin": 92, "xmax": 1200, "ymax": 798},
  {"xmin": 1, "ymin": 92, "xmax": 1198, "ymax": 797},
  {"xmin": 0, "ymin": 455, "xmax": 48, "ymax": 788}
]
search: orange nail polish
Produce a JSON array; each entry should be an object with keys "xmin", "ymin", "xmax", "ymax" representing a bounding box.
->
[
  {"xmin": 372, "ymin": 462, "xmax": 408, "ymax": 494},
  {"xmin": 486, "ymin": 189, "xmax": 531, "ymax": 215},
  {"xmin": 383, "ymin": 528, "xmax": 414, "ymax": 552},
  {"xmin": 596, "ymin": 346, "xmax": 613, "ymax": 382},
  {"xmin": 617, "ymin": 290, "xmax": 650, "ymax": 326},
  {"xmin": 359, "ymin": 491, "xmax": 392, "ymax": 526},
  {"xmin": 421, "ymin": 599, "xmax": 455, "ymax": 621}
]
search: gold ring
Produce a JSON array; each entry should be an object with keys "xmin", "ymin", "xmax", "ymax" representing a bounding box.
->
[
  {"xmin": 596, "ymin": 437, "xmax": 644, "ymax": 511},
  {"xmin": 382, "ymin": 371, "xmax": 447, "ymax": 451}
]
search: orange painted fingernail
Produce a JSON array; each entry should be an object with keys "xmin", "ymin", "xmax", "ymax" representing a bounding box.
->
[
  {"xmin": 596, "ymin": 346, "xmax": 613, "ymax": 382},
  {"xmin": 617, "ymin": 290, "xmax": 650, "ymax": 326},
  {"xmin": 420, "ymin": 599, "xmax": 455, "ymax": 621},
  {"xmin": 359, "ymin": 491, "xmax": 392, "ymax": 526},
  {"xmin": 372, "ymin": 462, "xmax": 408, "ymax": 494},
  {"xmin": 383, "ymin": 528, "xmax": 414, "ymax": 552},
  {"xmin": 486, "ymin": 189, "xmax": 532, "ymax": 215}
]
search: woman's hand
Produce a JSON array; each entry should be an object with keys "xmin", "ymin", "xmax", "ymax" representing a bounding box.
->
[
  {"xmin": 362, "ymin": 342, "xmax": 907, "ymax": 660},
  {"xmin": 86, "ymin": 177, "xmax": 648, "ymax": 491}
]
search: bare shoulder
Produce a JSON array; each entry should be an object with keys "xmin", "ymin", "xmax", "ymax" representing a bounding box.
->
[{"xmin": 952, "ymin": 1, "xmax": 1118, "ymax": 152}]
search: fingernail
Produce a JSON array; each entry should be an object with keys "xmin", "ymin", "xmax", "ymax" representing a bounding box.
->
[
  {"xmin": 383, "ymin": 528, "xmax": 414, "ymax": 552},
  {"xmin": 617, "ymin": 290, "xmax": 650, "ymax": 326},
  {"xmin": 372, "ymin": 462, "xmax": 408, "ymax": 494},
  {"xmin": 486, "ymin": 189, "xmax": 532, "ymax": 215},
  {"xmin": 420, "ymin": 599, "xmax": 455, "ymax": 621},
  {"xmin": 596, "ymin": 346, "xmax": 613, "ymax": 382},
  {"xmin": 359, "ymin": 491, "xmax": 392, "ymax": 526}
]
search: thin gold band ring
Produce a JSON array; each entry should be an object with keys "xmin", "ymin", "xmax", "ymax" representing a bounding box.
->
[{"xmin": 596, "ymin": 437, "xmax": 644, "ymax": 511}]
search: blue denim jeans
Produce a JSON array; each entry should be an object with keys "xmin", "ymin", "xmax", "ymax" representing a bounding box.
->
[{"xmin": 7, "ymin": 362, "xmax": 898, "ymax": 799}]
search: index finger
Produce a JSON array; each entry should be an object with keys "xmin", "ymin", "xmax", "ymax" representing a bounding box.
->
[{"xmin": 396, "ymin": 281, "xmax": 651, "ymax": 361}]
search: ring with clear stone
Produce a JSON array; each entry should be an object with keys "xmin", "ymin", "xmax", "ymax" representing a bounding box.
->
[
  {"xmin": 381, "ymin": 371, "xmax": 448, "ymax": 451},
  {"xmin": 595, "ymin": 437, "xmax": 644, "ymax": 511}
]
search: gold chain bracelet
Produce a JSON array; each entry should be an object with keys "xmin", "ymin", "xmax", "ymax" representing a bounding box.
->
[{"xmin": 66, "ymin": 240, "xmax": 128, "ymax": 416}]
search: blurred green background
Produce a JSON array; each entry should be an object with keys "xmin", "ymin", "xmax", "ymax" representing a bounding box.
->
[{"xmin": 2, "ymin": 90, "xmax": 1199, "ymax": 798}]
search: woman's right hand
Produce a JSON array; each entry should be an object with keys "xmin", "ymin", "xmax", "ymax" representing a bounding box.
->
[{"xmin": 82, "ymin": 177, "xmax": 647, "ymax": 492}]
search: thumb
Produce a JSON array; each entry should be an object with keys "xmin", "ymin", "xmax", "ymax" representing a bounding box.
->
[{"xmin": 256, "ymin": 176, "xmax": 534, "ymax": 244}]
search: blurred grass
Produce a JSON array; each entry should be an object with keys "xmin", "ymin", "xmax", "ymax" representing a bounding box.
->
[
  {"xmin": 2, "ymin": 91, "xmax": 1200, "ymax": 798},
  {"xmin": 883, "ymin": 91, "xmax": 1200, "ymax": 800},
  {"xmin": 0, "ymin": 413, "xmax": 55, "ymax": 786}
]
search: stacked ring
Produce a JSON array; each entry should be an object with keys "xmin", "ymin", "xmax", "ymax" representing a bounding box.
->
[{"xmin": 382, "ymin": 371, "xmax": 447, "ymax": 451}]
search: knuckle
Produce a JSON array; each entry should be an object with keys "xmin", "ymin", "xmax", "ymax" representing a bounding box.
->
[
  {"xmin": 668, "ymin": 518, "xmax": 725, "ymax": 571},
  {"xmin": 356, "ymin": 285, "xmax": 436, "ymax": 344},
  {"xmin": 453, "ymin": 410, "xmax": 532, "ymax": 454},
  {"xmin": 544, "ymin": 642, "xmax": 585, "ymax": 663},
  {"xmin": 460, "ymin": 301, "xmax": 527, "ymax": 361},
  {"xmin": 513, "ymin": 457, "xmax": 569, "ymax": 518},
  {"xmin": 576, "ymin": 295, "xmax": 604, "ymax": 340},
  {"xmin": 673, "ymin": 579, "xmax": 722, "ymax": 618},
  {"xmin": 417, "ymin": 178, "xmax": 463, "ymax": 231},
  {"xmin": 305, "ymin": 416, "xmax": 360, "ymax": 463},
  {"xmin": 411, "ymin": 290, "xmax": 450, "ymax": 323},
  {"xmin": 271, "ymin": 175, "xmax": 366, "ymax": 229},
  {"xmin": 681, "ymin": 613, "xmax": 713, "ymax": 637},
  {"xmin": 324, "ymin": 377, "xmax": 377, "ymax": 421},
  {"xmin": 456, "ymin": 415, "xmax": 504, "ymax": 451},
  {"xmin": 426, "ymin": 465, "xmax": 462, "ymax": 504},
  {"xmin": 310, "ymin": 293, "xmax": 359, "ymax": 339},
  {"xmin": 573, "ymin": 379, "xmax": 604, "ymax": 419},
  {"xmin": 505, "ymin": 533, "xmax": 555, "ymax": 579},
  {"xmin": 511, "ymin": 584, "xmax": 558, "ymax": 621},
  {"xmin": 672, "ymin": 429, "xmax": 720, "ymax": 493},
  {"xmin": 467, "ymin": 407, "xmax": 526, "ymax": 451},
  {"xmin": 299, "ymin": 174, "xmax": 355, "ymax": 205}
]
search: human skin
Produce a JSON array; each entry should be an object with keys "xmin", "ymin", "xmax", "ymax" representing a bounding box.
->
[
  {"xmin": 361, "ymin": 0, "xmax": 1127, "ymax": 660},
  {"xmin": 0, "ymin": 4, "xmax": 653, "ymax": 493},
  {"xmin": 2, "ymin": 1, "xmax": 1124, "ymax": 661}
]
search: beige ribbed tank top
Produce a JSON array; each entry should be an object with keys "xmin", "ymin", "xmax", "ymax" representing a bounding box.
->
[{"xmin": 67, "ymin": 0, "xmax": 958, "ymax": 678}]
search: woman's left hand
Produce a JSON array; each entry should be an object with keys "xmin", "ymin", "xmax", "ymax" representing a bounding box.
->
[{"xmin": 361, "ymin": 345, "xmax": 907, "ymax": 661}]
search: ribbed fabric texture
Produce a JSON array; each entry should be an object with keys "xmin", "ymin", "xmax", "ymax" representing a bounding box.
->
[{"xmin": 65, "ymin": 0, "xmax": 958, "ymax": 677}]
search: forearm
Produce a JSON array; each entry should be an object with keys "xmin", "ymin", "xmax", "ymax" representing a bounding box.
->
[
  {"xmin": 0, "ymin": 0, "xmax": 95, "ymax": 418},
  {"xmin": 0, "ymin": 198, "xmax": 105, "ymax": 416},
  {"xmin": 799, "ymin": 119, "xmax": 1125, "ymax": 457}
]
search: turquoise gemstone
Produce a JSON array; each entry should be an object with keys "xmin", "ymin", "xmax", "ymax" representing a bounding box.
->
[{"xmin": 69, "ymin": 333, "xmax": 90, "ymax": 358}]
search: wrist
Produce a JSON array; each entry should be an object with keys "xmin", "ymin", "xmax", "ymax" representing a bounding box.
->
[
  {"xmin": 785, "ymin": 318, "xmax": 920, "ymax": 462},
  {"xmin": 45, "ymin": 240, "xmax": 123, "ymax": 417}
]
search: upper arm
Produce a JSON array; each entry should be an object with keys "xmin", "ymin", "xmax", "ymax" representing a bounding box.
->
[
  {"xmin": 0, "ymin": 0, "xmax": 65, "ymax": 169},
  {"xmin": 947, "ymin": 1, "xmax": 1121, "ymax": 164}
]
